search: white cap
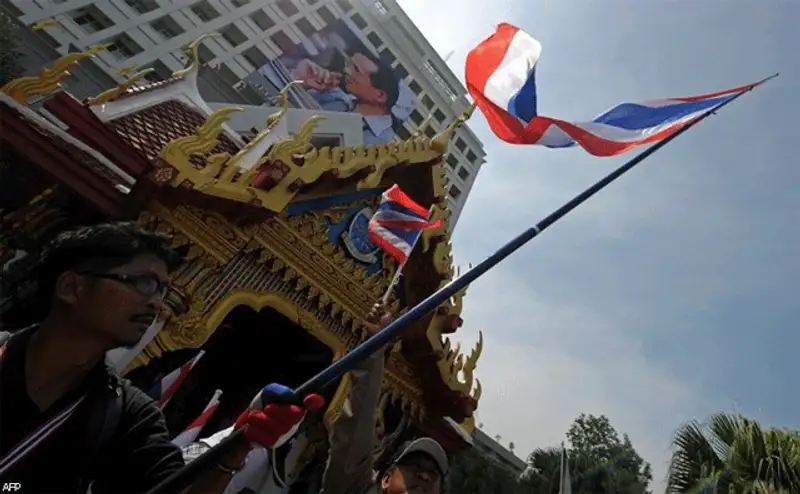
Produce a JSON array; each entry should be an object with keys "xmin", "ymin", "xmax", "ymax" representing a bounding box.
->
[{"xmin": 393, "ymin": 437, "xmax": 449, "ymax": 475}]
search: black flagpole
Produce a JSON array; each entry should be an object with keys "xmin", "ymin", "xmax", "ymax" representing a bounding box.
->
[{"xmin": 145, "ymin": 73, "xmax": 776, "ymax": 494}]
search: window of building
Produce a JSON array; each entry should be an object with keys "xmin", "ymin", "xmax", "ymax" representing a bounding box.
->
[
  {"xmin": 250, "ymin": 10, "xmax": 275, "ymax": 31},
  {"xmin": 421, "ymin": 94, "xmax": 434, "ymax": 109},
  {"xmin": 457, "ymin": 167, "xmax": 470, "ymax": 181},
  {"xmin": 270, "ymin": 31, "xmax": 294, "ymax": 52},
  {"xmin": 124, "ymin": 0, "xmax": 158, "ymax": 14},
  {"xmin": 71, "ymin": 6, "xmax": 113, "ymax": 34},
  {"xmin": 373, "ymin": 0, "xmax": 389, "ymax": 15},
  {"xmin": 191, "ymin": 1, "xmax": 220, "ymax": 22},
  {"xmin": 367, "ymin": 32, "xmax": 382, "ymax": 49},
  {"xmin": 466, "ymin": 149, "xmax": 477, "ymax": 163},
  {"xmin": 396, "ymin": 125, "xmax": 411, "ymax": 140},
  {"xmin": 215, "ymin": 64, "xmax": 240, "ymax": 85},
  {"xmin": 424, "ymin": 125, "xmax": 436, "ymax": 138},
  {"xmin": 448, "ymin": 184, "xmax": 462, "ymax": 200},
  {"xmin": 277, "ymin": 0, "xmax": 299, "ymax": 17},
  {"xmin": 311, "ymin": 135, "xmax": 342, "ymax": 148},
  {"xmin": 316, "ymin": 6, "xmax": 336, "ymax": 25},
  {"xmin": 455, "ymin": 138, "xmax": 466, "ymax": 152},
  {"xmin": 197, "ymin": 44, "xmax": 215, "ymax": 64},
  {"xmin": 393, "ymin": 63, "xmax": 408, "ymax": 80},
  {"xmin": 446, "ymin": 154, "xmax": 458, "ymax": 169},
  {"xmin": 141, "ymin": 59, "xmax": 172, "ymax": 82},
  {"xmin": 231, "ymin": 0, "xmax": 250, "ymax": 7},
  {"xmin": 143, "ymin": 70, "xmax": 161, "ymax": 83},
  {"xmin": 305, "ymin": 0, "xmax": 319, "ymax": 4},
  {"xmin": 220, "ymin": 23, "xmax": 247, "ymax": 46},
  {"xmin": 410, "ymin": 110, "xmax": 424, "ymax": 125},
  {"xmin": 296, "ymin": 18, "xmax": 316, "ymax": 37},
  {"xmin": 106, "ymin": 33, "xmax": 143, "ymax": 60},
  {"xmin": 433, "ymin": 108, "xmax": 446, "ymax": 123},
  {"xmin": 379, "ymin": 48, "xmax": 395, "ymax": 65},
  {"xmin": 335, "ymin": 0, "xmax": 352, "ymax": 13},
  {"xmin": 351, "ymin": 13, "xmax": 367, "ymax": 29},
  {"xmin": 243, "ymin": 46, "xmax": 269, "ymax": 69},
  {"xmin": 408, "ymin": 80, "xmax": 422, "ymax": 95},
  {"xmin": 150, "ymin": 17, "xmax": 184, "ymax": 39}
]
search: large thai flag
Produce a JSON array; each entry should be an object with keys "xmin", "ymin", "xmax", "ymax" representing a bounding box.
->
[
  {"xmin": 466, "ymin": 23, "xmax": 763, "ymax": 157},
  {"xmin": 148, "ymin": 350, "xmax": 205, "ymax": 408},
  {"xmin": 368, "ymin": 185, "xmax": 442, "ymax": 264},
  {"xmin": 171, "ymin": 389, "xmax": 222, "ymax": 448}
]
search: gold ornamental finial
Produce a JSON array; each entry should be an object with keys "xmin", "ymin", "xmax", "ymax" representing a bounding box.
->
[
  {"xmin": 31, "ymin": 18, "xmax": 60, "ymax": 30},
  {"xmin": 161, "ymin": 106, "xmax": 242, "ymax": 164},
  {"xmin": 430, "ymin": 102, "xmax": 477, "ymax": 153},
  {"xmin": 116, "ymin": 64, "xmax": 138, "ymax": 77},
  {"xmin": 266, "ymin": 79, "xmax": 301, "ymax": 127},
  {"xmin": 86, "ymin": 68, "xmax": 155, "ymax": 106},
  {"xmin": 0, "ymin": 44, "xmax": 110, "ymax": 104},
  {"xmin": 172, "ymin": 32, "xmax": 220, "ymax": 79}
]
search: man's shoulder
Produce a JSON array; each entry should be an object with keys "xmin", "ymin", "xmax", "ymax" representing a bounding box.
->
[{"xmin": 116, "ymin": 377, "xmax": 160, "ymax": 417}]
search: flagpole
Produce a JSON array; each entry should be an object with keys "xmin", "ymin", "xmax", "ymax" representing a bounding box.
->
[
  {"xmin": 381, "ymin": 265, "xmax": 404, "ymax": 305},
  {"xmin": 145, "ymin": 73, "xmax": 776, "ymax": 494},
  {"xmin": 559, "ymin": 442, "xmax": 565, "ymax": 494}
]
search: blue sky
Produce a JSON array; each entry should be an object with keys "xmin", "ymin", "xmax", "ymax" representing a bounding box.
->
[{"xmin": 397, "ymin": 0, "xmax": 798, "ymax": 488}]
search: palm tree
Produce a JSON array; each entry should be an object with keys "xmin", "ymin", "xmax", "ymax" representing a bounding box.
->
[{"xmin": 667, "ymin": 413, "xmax": 800, "ymax": 493}]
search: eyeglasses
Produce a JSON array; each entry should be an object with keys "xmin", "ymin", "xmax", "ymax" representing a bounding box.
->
[{"xmin": 81, "ymin": 272, "xmax": 170, "ymax": 298}]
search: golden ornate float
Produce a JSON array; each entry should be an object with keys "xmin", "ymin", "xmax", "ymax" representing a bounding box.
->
[{"xmin": 0, "ymin": 34, "xmax": 482, "ymax": 470}]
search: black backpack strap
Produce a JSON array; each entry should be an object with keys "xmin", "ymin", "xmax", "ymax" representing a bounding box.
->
[{"xmin": 77, "ymin": 379, "xmax": 124, "ymax": 493}]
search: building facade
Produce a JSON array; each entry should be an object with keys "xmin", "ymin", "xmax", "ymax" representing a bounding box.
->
[
  {"xmin": 473, "ymin": 428, "xmax": 528, "ymax": 476},
  {"xmin": 11, "ymin": 0, "xmax": 485, "ymax": 228}
]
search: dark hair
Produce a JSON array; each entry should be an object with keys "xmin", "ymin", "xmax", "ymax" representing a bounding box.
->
[
  {"xmin": 34, "ymin": 222, "xmax": 180, "ymax": 309},
  {"xmin": 368, "ymin": 60, "xmax": 400, "ymax": 111}
]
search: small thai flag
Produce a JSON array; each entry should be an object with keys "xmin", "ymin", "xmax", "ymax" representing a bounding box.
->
[
  {"xmin": 368, "ymin": 185, "xmax": 442, "ymax": 264},
  {"xmin": 171, "ymin": 389, "xmax": 222, "ymax": 448},
  {"xmin": 466, "ymin": 23, "xmax": 765, "ymax": 157},
  {"xmin": 147, "ymin": 350, "xmax": 205, "ymax": 408}
]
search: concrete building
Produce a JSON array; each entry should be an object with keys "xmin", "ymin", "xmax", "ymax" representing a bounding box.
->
[
  {"xmin": 9, "ymin": 0, "xmax": 485, "ymax": 228},
  {"xmin": 473, "ymin": 427, "xmax": 528, "ymax": 476}
]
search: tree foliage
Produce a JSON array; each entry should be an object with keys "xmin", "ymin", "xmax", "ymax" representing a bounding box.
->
[
  {"xmin": 667, "ymin": 412, "xmax": 800, "ymax": 493},
  {"xmin": 521, "ymin": 414, "xmax": 652, "ymax": 494},
  {"xmin": 0, "ymin": 12, "xmax": 25, "ymax": 86}
]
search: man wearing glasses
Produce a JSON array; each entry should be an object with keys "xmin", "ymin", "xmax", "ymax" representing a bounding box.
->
[{"xmin": 0, "ymin": 223, "xmax": 317, "ymax": 493}]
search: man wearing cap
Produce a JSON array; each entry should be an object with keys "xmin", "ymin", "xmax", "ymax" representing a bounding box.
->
[{"xmin": 320, "ymin": 309, "xmax": 448, "ymax": 494}]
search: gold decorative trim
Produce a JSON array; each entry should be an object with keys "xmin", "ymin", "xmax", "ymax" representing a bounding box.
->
[
  {"xmin": 1, "ymin": 44, "xmax": 110, "ymax": 104},
  {"xmin": 86, "ymin": 68, "xmax": 155, "ymax": 106}
]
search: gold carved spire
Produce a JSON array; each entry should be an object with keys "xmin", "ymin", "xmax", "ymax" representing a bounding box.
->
[
  {"xmin": 31, "ymin": 18, "xmax": 60, "ymax": 30},
  {"xmin": 159, "ymin": 106, "xmax": 243, "ymax": 188},
  {"xmin": 172, "ymin": 33, "xmax": 220, "ymax": 79},
  {"xmin": 0, "ymin": 44, "xmax": 110, "ymax": 104},
  {"xmin": 224, "ymin": 80, "xmax": 301, "ymax": 175},
  {"xmin": 430, "ymin": 102, "xmax": 477, "ymax": 153},
  {"xmin": 86, "ymin": 68, "xmax": 155, "ymax": 106}
]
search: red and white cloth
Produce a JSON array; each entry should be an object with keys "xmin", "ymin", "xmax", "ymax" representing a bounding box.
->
[
  {"xmin": 171, "ymin": 389, "xmax": 222, "ymax": 448},
  {"xmin": 367, "ymin": 185, "xmax": 442, "ymax": 265},
  {"xmin": 147, "ymin": 350, "xmax": 205, "ymax": 408},
  {"xmin": 466, "ymin": 23, "xmax": 765, "ymax": 156}
]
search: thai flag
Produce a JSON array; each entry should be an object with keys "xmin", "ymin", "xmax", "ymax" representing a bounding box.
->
[
  {"xmin": 466, "ymin": 23, "xmax": 764, "ymax": 157},
  {"xmin": 171, "ymin": 389, "xmax": 222, "ymax": 447},
  {"xmin": 147, "ymin": 350, "xmax": 205, "ymax": 408},
  {"xmin": 368, "ymin": 185, "xmax": 442, "ymax": 264}
]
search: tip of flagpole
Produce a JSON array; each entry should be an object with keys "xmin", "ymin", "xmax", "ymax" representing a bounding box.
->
[{"xmin": 759, "ymin": 73, "xmax": 780, "ymax": 84}]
